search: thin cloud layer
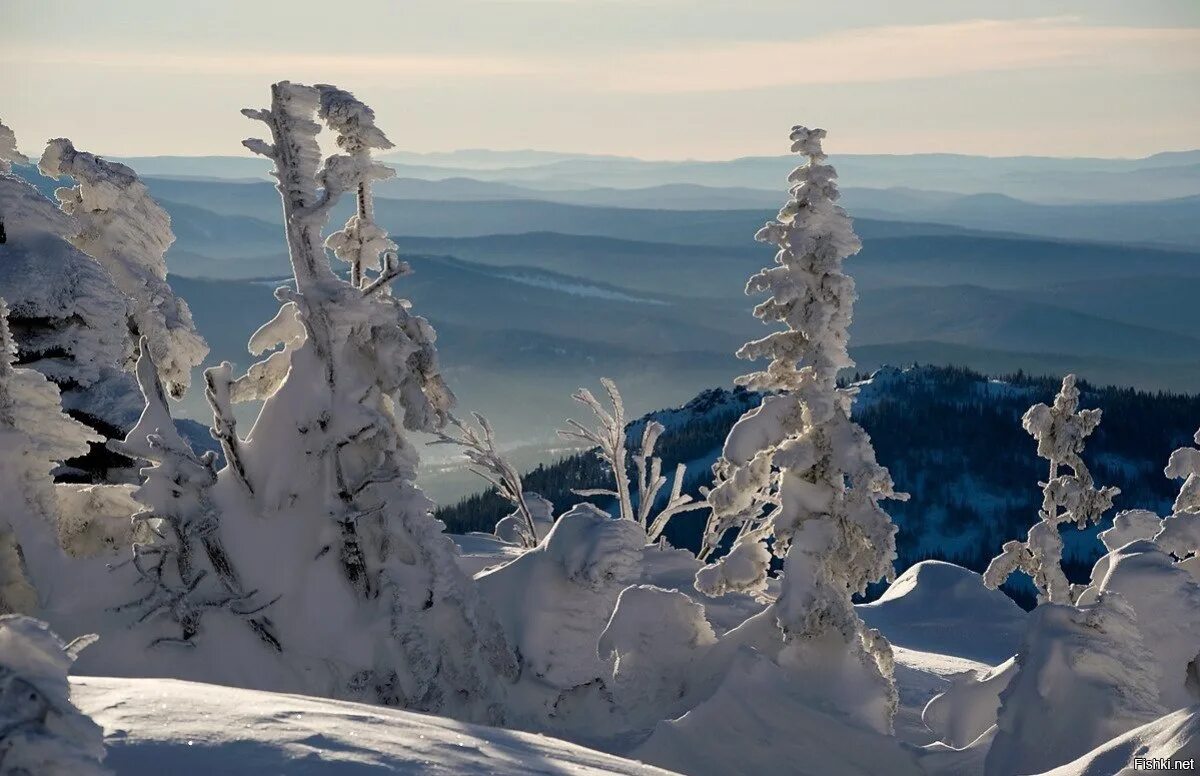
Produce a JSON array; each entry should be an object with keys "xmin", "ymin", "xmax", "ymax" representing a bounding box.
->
[
  {"xmin": 599, "ymin": 17, "xmax": 1200, "ymax": 93},
  {"xmin": 5, "ymin": 17, "xmax": 1197, "ymax": 93}
]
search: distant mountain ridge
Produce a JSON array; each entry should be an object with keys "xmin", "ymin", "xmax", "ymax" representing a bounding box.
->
[{"xmin": 91, "ymin": 146, "xmax": 1200, "ymax": 203}]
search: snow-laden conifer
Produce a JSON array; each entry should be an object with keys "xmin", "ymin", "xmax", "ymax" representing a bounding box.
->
[
  {"xmin": 38, "ymin": 139, "xmax": 207, "ymax": 398},
  {"xmin": 0, "ymin": 127, "xmax": 137, "ymax": 469},
  {"xmin": 693, "ymin": 127, "xmax": 904, "ymax": 731},
  {"xmin": 0, "ymin": 119, "xmax": 28, "ymax": 173},
  {"xmin": 984, "ymin": 375, "xmax": 1118, "ymax": 604},
  {"xmin": 1156, "ymin": 429, "xmax": 1200, "ymax": 573},
  {"xmin": 0, "ymin": 298, "xmax": 100, "ymax": 610},
  {"xmin": 226, "ymin": 82, "xmax": 515, "ymax": 721},
  {"xmin": 107, "ymin": 339, "xmax": 280, "ymax": 650},
  {"xmin": 0, "ymin": 616, "xmax": 108, "ymax": 775},
  {"xmin": 984, "ymin": 593, "xmax": 1165, "ymax": 776}
]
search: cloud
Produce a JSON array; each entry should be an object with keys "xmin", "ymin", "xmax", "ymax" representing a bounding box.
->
[
  {"xmin": 596, "ymin": 17, "xmax": 1200, "ymax": 93},
  {"xmin": 0, "ymin": 49, "xmax": 534, "ymax": 81},
  {"xmin": 4, "ymin": 17, "xmax": 1197, "ymax": 94}
]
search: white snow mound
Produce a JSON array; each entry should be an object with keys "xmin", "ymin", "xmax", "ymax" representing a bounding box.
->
[
  {"xmin": 72, "ymin": 676, "xmax": 678, "ymax": 775},
  {"xmin": 857, "ymin": 560, "xmax": 1026, "ymax": 664}
]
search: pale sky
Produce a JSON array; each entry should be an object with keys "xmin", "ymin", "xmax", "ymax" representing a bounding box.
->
[{"xmin": 2, "ymin": 0, "xmax": 1198, "ymax": 159}]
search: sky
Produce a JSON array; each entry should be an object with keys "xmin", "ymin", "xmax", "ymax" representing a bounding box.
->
[{"xmin": 2, "ymin": 0, "xmax": 1198, "ymax": 160}]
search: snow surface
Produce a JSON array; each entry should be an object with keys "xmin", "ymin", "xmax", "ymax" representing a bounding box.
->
[
  {"xmin": 71, "ymin": 676, "xmax": 677, "ymax": 775},
  {"xmin": 858, "ymin": 560, "xmax": 1026, "ymax": 665},
  {"xmin": 1039, "ymin": 704, "xmax": 1200, "ymax": 776}
]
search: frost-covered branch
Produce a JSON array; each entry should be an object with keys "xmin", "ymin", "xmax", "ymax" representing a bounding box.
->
[
  {"xmin": 632, "ymin": 420, "xmax": 705, "ymax": 542},
  {"xmin": 433, "ymin": 413, "xmax": 540, "ymax": 548},
  {"xmin": 983, "ymin": 374, "xmax": 1119, "ymax": 605},
  {"xmin": 559, "ymin": 378, "xmax": 634, "ymax": 523}
]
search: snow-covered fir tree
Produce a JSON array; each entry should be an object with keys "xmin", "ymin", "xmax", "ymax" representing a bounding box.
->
[
  {"xmin": 694, "ymin": 126, "xmax": 904, "ymax": 732},
  {"xmin": 0, "ymin": 123, "xmax": 139, "ymax": 481},
  {"xmin": 0, "ymin": 616, "xmax": 108, "ymax": 776},
  {"xmin": 38, "ymin": 138, "xmax": 207, "ymax": 399},
  {"xmin": 984, "ymin": 592, "xmax": 1164, "ymax": 776},
  {"xmin": 106, "ymin": 339, "xmax": 280, "ymax": 651},
  {"xmin": 0, "ymin": 298, "xmax": 100, "ymax": 614},
  {"xmin": 984, "ymin": 374, "xmax": 1118, "ymax": 605},
  {"xmin": 1158, "ymin": 428, "xmax": 1200, "ymax": 575},
  {"xmin": 219, "ymin": 82, "xmax": 516, "ymax": 720}
]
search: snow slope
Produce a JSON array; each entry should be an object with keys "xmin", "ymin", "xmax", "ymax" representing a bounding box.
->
[
  {"xmin": 72, "ymin": 676, "xmax": 678, "ymax": 775},
  {"xmin": 1039, "ymin": 705, "xmax": 1200, "ymax": 776}
]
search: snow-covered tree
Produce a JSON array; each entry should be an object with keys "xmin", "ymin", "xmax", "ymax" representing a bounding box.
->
[
  {"xmin": 984, "ymin": 593, "xmax": 1164, "ymax": 776},
  {"xmin": 599, "ymin": 585, "xmax": 717, "ymax": 718},
  {"xmin": 1156, "ymin": 429, "xmax": 1200, "ymax": 575},
  {"xmin": 476, "ymin": 503, "xmax": 645, "ymax": 728},
  {"xmin": 38, "ymin": 139, "xmax": 207, "ymax": 398},
  {"xmin": 692, "ymin": 126, "xmax": 904, "ymax": 732},
  {"xmin": 0, "ymin": 297, "xmax": 100, "ymax": 611},
  {"xmin": 559, "ymin": 378, "xmax": 703, "ymax": 540},
  {"xmin": 222, "ymin": 81, "xmax": 515, "ymax": 720},
  {"xmin": 0, "ymin": 616, "xmax": 108, "ymax": 776},
  {"xmin": 107, "ymin": 339, "xmax": 280, "ymax": 650},
  {"xmin": 984, "ymin": 375, "xmax": 1118, "ymax": 605},
  {"xmin": 0, "ymin": 125, "xmax": 139, "ymax": 480},
  {"xmin": 0, "ymin": 119, "xmax": 28, "ymax": 173}
]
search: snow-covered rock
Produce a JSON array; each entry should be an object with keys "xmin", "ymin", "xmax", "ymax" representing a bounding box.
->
[
  {"xmin": 922, "ymin": 657, "xmax": 1016, "ymax": 750},
  {"xmin": 599, "ymin": 585, "xmax": 716, "ymax": 719},
  {"xmin": 71, "ymin": 676, "xmax": 676, "ymax": 775}
]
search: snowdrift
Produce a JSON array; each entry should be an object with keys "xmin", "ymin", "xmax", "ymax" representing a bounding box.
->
[
  {"xmin": 72, "ymin": 676, "xmax": 678, "ymax": 775},
  {"xmin": 858, "ymin": 560, "xmax": 1027, "ymax": 664}
]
